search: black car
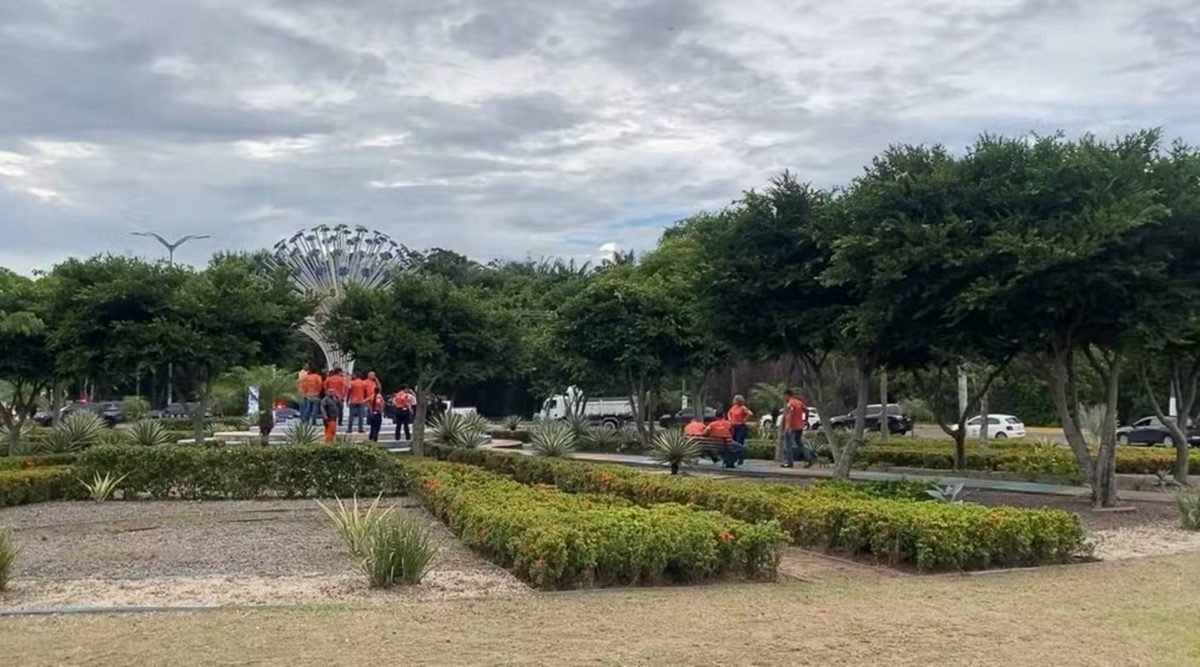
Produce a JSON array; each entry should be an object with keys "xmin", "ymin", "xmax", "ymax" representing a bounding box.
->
[
  {"xmin": 53, "ymin": 401, "xmax": 124, "ymax": 427},
  {"xmin": 828, "ymin": 403, "xmax": 912, "ymax": 435},
  {"xmin": 152, "ymin": 403, "xmax": 209, "ymax": 420},
  {"xmin": 1116, "ymin": 416, "xmax": 1200, "ymax": 447},
  {"xmin": 658, "ymin": 407, "xmax": 717, "ymax": 428}
]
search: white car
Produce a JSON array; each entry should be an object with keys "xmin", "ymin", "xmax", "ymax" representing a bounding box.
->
[
  {"xmin": 761, "ymin": 407, "xmax": 821, "ymax": 430},
  {"xmin": 961, "ymin": 414, "xmax": 1026, "ymax": 439}
]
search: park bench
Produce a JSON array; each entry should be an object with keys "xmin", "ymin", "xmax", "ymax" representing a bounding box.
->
[{"xmin": 691, "ymin": 435, "xmax": 736, "ymax": 464}]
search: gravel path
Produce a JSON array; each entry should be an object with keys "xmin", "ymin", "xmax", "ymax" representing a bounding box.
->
[{"xmin": 0, "ymin": 500, "xmax": 527, "ymax": 610}]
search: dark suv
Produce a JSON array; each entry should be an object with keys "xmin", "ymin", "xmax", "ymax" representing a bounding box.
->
[
  {"xmin": 828, "ymin": 403, "xmax": 912, "ymax": 435},
  {"xmin": 41, "ymin": 401, "xmax": 124, "ymax": 427}
]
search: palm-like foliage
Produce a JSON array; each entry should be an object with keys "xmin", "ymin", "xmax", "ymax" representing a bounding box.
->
[
  {"xmin": 49, "ymin": 412, "xmax": 103, "ymax": 452},
  {"xmin": 501, "ymin": 414, "xmax": 523, "ymax": 430},
  {"xmin": 231, "ymin": 365, "xmax": 297, "ymax": 444},
  {"xmin": 0, "ymin": 527, "xmax": 15, "ymax": 591},
  {"xmin": 530, "ymin": 420, "xmax": 577, "ymax": 457},
  {"xmin": 651, "ymin": 429, "xmax": 702, "ymax": 475},
  {"xmin": 126, "ymin": 419, "xmax": 174, "ymax": 447},
  {"xmin": 428, "ymin": 413, "xmax": 490, "ymax": 449},
  {"xmin": 283, "ymin": 422, "xmax": 323, "ymax": 446},
  {"xmin": 583, "ymin": 424, "xmax": 627, "ymax": 452}
]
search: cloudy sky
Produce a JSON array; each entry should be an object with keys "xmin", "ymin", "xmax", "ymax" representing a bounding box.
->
[{"xmin": 1, "ymin": 0, "xmax": 1197, "ymax": 273}]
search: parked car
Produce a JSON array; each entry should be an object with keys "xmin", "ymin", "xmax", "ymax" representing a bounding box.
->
[
  {"xmin": 659, "ymin": 406, "xmax": 717, "ymax": 428},
  {"xmin": 273, "ymin": 407, "xmax": 301, "ymax": 423},
  {"xmin": 956, "ymin": 414, "xmax": 1026, "ymax": 439},
  {"xmin": 54, "ymin": 401, "xmax": 124, "ymax": 427},
  {"xmin": 760, "ymin": 407, "xmax": 821, "ymax": 430},
  {"xmin": 1116, "ymin": 416, "xmax": 1200, "ymax": 447},
  {"xmin": 152, "ymin": 403, "xmax": 210, "ymax": 420},
  {"xmin": 828, "ymin": 403, "xmax": 913, "ymax": 435}
]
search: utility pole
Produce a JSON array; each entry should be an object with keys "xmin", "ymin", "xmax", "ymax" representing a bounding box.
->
[
  {"xmin": 130, "ymin": 232, "xmax": 211, "ymax": 405},
  {"xmin": 879, "ymin": 367, "xmax": 889, "ymax": 442}
]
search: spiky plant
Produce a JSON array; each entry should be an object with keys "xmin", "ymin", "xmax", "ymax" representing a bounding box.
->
[
  {"xmin": 529, "ymin": 420, "xmax": 577, "ymax": 457},
  {"xmin": 2, "ymin": 422, "xmax": 37, "ymax": 456},
  {"xmin": 80, "ymin": 471, "xmax": 128, "ymax": 502},
  {"xmin": 427, "ymin": 413, "xmax": 489, "ymax": 449},
  {"xmin": 283, "ymin": 422, "xmax": 323, "ymax": 446},
  {"xmin": 126, "ymin": 419, "xmax": 173, "ymax": 447},
  {"xmin": 925, "ymin": 482, "xmax": 968, "ymax": 504},
  {"xmin": 98, "ymin": 429, "xmax": 129, "ymax": 447},
  {"xmin": 53, "ymin": 411, "xmax": 104, "ymax": 451},
  {"xmin": 316, "ymin": 494, "xmax": 395, "ymax": 559},
  {"xmin": 583, "ymin": 424, "xmax": 626, "ymax": 452},
  {"xmin": 651, "ymin": 429, "xmax": 701, "ymax": 475},
  {"xmin": 1175, "ymin": 491, "xmax": 1200, "ymax": 531},
  {"xmin": 562, "ymin": 412, "xmax": 591, "ymax": 441},
  {"xmin": 502, "ymin": 415, "xmax": 523, "ymax": 431},
  {"xmin": 332, "ymin": 433, "xmax": 357, "ymax": 446},
  {"xmin": 359, "ymin": 515, "xmax": 436, "ymax": 588},
  {"xmin": 0, "ymin": 527, "xmax": 15, "ymax": 591}
]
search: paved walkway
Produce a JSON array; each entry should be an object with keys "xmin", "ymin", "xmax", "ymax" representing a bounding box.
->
[{"xmin": 502, "ymin": 447, "xmax": 1177, "ymax": 504}]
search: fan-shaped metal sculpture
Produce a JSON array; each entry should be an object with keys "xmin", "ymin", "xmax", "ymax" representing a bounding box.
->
[{"xmin": 270, "ymin": 224, "xmax": 413, "ymax": 374}]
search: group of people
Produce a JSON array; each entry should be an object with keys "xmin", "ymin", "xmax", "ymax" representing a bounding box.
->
[
  {"xmin": 296, "ymin": 366, "xmax": 419, "ymax": 443},
  {"xmin": 683, "ymin": 389, "xmax": 814, "ymax": 469}
]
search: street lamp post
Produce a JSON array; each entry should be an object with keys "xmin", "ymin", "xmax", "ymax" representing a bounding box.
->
[{"xmin": 130, "ymin": 232, "xmax": 211, "ymax": 404}]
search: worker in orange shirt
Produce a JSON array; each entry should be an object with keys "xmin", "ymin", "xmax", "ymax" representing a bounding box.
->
[
  {"xmin": 782, "ymin": 389, "xmax": 813, "ymax": 468},
  {"xmin": 298, "ymin": 366, "xmax": 323, "ymax": 425},
  {"xmin": 323, "ymin": 368, "xmax": 347, "ymax": 427},
  {"xmin": 683, "ymin": 417, "xmax": 707, "ymax": 438},
  {"xmin": 705, "ymin": 411, "xmax": 738, "ymax": 468},
  {"xmin": 392, "ymin": 385, "xmax": 414, "ymax": 441},
  {"xmin": 367, "ymin": 389, "xmax": 385, "ymax": 442},
  {"xmin": 346, "ymin": 372, "xmax": 371, "ymax": 434},
  {"xmin": 728, "ymin": 395, "xmax": 753, "ymax": 467}
]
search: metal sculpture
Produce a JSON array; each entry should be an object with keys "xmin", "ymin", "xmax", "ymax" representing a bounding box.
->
[{"xmin": 270, "ymin": 224, "xmax": 412, "ymax": 373}]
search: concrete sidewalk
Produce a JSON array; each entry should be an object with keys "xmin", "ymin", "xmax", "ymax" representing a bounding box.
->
[{"xmin": 507, "ymin": 447, "xmax": 1176, "ymax": 504}]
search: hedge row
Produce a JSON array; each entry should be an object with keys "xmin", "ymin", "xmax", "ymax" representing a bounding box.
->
[
  {"xmin": 743, "ymin": 437, "xmax": 1199, "ymax": 478},
  {"xmin": 0, "ymin": 466, "xmax": 85, "ymax": 508},
  {"xmin": 429, "ymin": 447, "xmax": 1088, "ymax": 571},
  {"xmin": 0, "ymin": 454, "xmax": 81, "ymax": 470},
  {"xmin": 408, "ymin": 458, "xmax": 787, "ymax": 588},
  {"xmin": 78, "ymin": 445, "xmax": 404, "ymax": 500}
]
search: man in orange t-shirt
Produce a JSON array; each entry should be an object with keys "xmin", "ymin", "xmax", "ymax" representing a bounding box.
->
[
  {"xmin": 683, "ymin": 418, "xmax": 707, "ymax": 438},
  {"xmin": 705, "ymin": 411, "xmax": 739, "ymax": 469},
  {"xmin": 324, "ymin": 368, "xmax": 347, "ymax": 426},
  {"xmin": 728, "ymin": 395, "xmax": 753, "ymax": 466},
  {"xmin": 782, "ymin": 389, "xmax": 813, "ymax": 468},
  {"xmin": 346, "ymin": 372, "xmax": 371, "ymax": 434},
  {"xmin": 298, "ymin": 367, "xmax": 324, "ymax": 425}
]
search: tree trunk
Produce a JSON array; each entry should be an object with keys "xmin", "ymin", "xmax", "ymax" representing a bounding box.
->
[
  {"xmin": 979, "ymin": 389, "xmax": 990, "ymax": 447},
  {"xmin": 1046, "ymin": 347, "xmax": 1096, "ymax": 488},
  {"xmin": 1092, "ymin": 355, "xmax": 1122, "ymax": 507},
  {"xmin": 878, "ymin": 367, "xmax": 889, "ymax": 442},
  {"xmin": 832, "ymin": 354, "xmax": 872, "ymax": 479},
  {"xmin": 1142, "ymin": 361, "xmax": 1199, "ymax": 484},
  {"xmin": 670, "ymin": 461, "xmax": 680, "ymax": 475},
  {"xmin": 797, "ymin": 352, "xmax": 843, "ymax": 464},
  {"xmin": 412, "ymin": 385, "xmax": 428, "ymax": 456}
]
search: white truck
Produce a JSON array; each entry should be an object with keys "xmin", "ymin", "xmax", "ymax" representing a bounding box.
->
[{"xmin": 539, "ymin": 387, "xmax": 634, "ymax": 429}]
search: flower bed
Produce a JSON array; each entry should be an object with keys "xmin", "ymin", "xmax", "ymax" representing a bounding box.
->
[
  {"xmin": 429, "ymin": 447, "xmax": 1089, "ymax": 571},
  {"xmin": 407, "ymin": 458, "xmax": 787, "ymax": 589},
  {"xmin": 78, "ymin": 444, "xmax": 404, "ymax": 500}
]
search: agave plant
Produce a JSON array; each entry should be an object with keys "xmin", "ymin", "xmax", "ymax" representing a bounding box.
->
[
  {"xmin": 2, "ymin": 422, "xmax": 37, "ymax": 455},
  {"xmin": 562, "ymin": 412, "xmax": 591, "ymax": 441},
  {"xmin": 529, "ymin": 420, "xmax": 577, "ymax": 457},
  {"xmin": 1175, "ymin": 491, "xmax": 1200, "ymax": 531},
  {"xmin": 501, "ymin": 415, "xmax": 523, "ymax": 431},
  {"xmin": 926, "ymin": 482, "xmax": 968, "ymax": 504},
  {"xmin": 583, "ymin": 424, "xmax": 627, "ymax": 452},
  {"xmin": 651, "ymin": 429, "xmax": 701, "ymax": 475},
  {"xmin": 0, "ymin": 527, "xmax": 14, "ymax": 591},
  {"xmin": 427, "ymin": 413, "xmax": 489, "ymax": 449},
  {"xmin": 80, "ymin": 471, "xmax": 128, "ymax": 502},
  {"xmin": 316, "ymin": 494, "xmax": 395, "ymax": 559},
  {"xmin": 283, "ymin": 422, "xmax": 323, "ymax": 446},
  {"xmin": 53, "ymin": 411, "xmax": 104, "ymax": 451},
  {"xmin": 98, "ymin": 429, "xmax": 128, "ymax": 447},
  {"xmin": 126, "ymin": 419, "xmax": 174, "ymax": 447}
]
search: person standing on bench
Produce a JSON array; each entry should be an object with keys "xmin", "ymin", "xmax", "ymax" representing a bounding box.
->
[
  {"xmin": 706, "ymin": 411, "xmax": 737, "ymax": 468},
  {"xmin": 782, "ymin": 389, "xmax": 813, "ymax": 468},
  {"xmin": 728, "ymin": 395, "xmax": 753, "ymax": 467}
]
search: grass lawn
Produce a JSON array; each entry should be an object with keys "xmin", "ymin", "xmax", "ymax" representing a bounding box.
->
[{"xmin": 3, "ymin": 549, "xmax": 1197, "ymax": 666}]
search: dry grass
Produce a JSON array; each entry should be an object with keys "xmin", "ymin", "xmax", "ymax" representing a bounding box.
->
[{"xmin": 2, "ymin": 549, "xmax": 1198, "ymax": 666}]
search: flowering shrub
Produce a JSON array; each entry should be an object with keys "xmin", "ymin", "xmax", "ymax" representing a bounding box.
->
[
  {"xmin": 0, "ymin": 466, "xmax": 83, "ymax": 507},
  {"xmin": 427, "ymin": 447, "xmax": 1089, "ymax": 571},
  {"xmin": 407, "ymin": 459, "xmax": 787, "ymax": 589}
]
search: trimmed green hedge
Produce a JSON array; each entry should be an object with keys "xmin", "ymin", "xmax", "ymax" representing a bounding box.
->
[
  {"xmin": 0, "ymin": 454, "xmax": 80, "ymax": 470},
  {"xmin": 429, "ymin": 447, "xmax": 1088, "ymax": 571},
  {"xmin": 408, "ymin": 458, "xmax": 787, "ymax": 588},
  {"xmin": 0, "ymin": 466, "xmax": 85, "ymax": 508},
  {"xmin": 78, "ymin": 445, "xmax": 405, "ymax": 500}
]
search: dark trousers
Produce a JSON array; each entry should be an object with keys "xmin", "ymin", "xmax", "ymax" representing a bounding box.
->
[
  {"xmin": 393, "ymin": 409, "xmax": 412, "ymax": 441},
  {"xmin": 368, "ymin": 412, "xmax": 382, "ymax": 442},
  {"xmin": 732, "ymin": 424, "xmax": 749, "ymax": 465}
]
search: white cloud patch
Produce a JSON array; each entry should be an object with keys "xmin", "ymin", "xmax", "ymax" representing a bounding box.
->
[{"xmin": 0, "ymin": 0, "xmax": 1197, "ymax": 275}]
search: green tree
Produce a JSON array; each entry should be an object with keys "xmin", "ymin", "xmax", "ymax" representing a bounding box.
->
[
  {"xmin": 0, "ymin": 269, "xmax": 52, "ymax": 449},
  {"xmin": 326, "ymin": 275, "xmax": 512, "ymax": 454},
  {"xmin": 554, "ymin": 267, "xmax": 693, "ymax": 445},
  {"xmin": 230, "ymin": 365, "xmax": 297, "ymax": 445}
]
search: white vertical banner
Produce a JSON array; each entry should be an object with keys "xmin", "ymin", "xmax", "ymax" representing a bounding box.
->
[{"xmin": 248, "ymin": 386, "xmax": 260, "ymax": 415}]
